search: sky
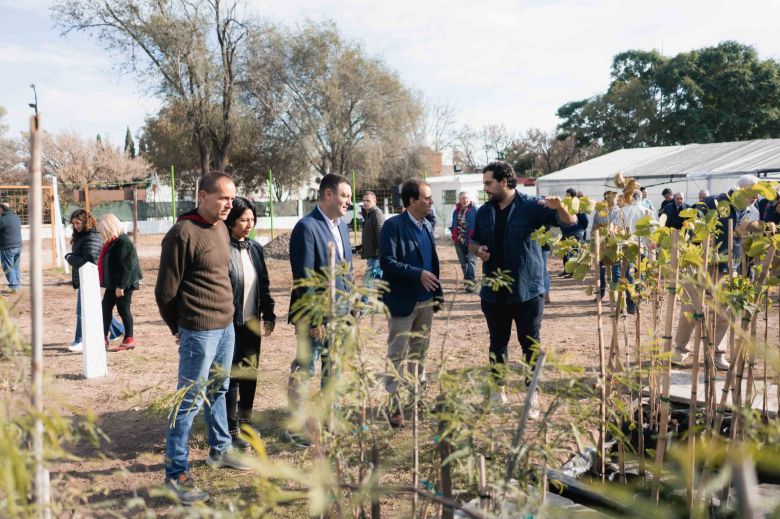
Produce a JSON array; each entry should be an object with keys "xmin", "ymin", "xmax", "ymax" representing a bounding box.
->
[{"xmin": 1, "ymin": 0, "xmax": 779, "ymax": 148}]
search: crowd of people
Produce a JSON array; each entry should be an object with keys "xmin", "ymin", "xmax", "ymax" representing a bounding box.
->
[{"xmin": 4, "ymin": 161, "xmax": 777, "ymax": 506}]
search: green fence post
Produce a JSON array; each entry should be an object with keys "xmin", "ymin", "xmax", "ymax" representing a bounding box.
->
[
  {"xmin": 170, "ymin": 164, "xmax": 176, "ymax": 222},
  {"xmin": 268, "ymin": 169, "xmax": 274, "ymax": 241},
  {"xmin": 352, "ymin": 170, "xmax": 357, "ymax": 244}
]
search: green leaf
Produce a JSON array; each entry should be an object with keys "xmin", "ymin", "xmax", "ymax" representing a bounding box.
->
[{"xmin": 679, "ymin": 208, "xmax": 699, "ymax": 218}]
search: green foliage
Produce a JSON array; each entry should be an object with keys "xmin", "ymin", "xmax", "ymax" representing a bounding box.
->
[{"xmin": 557, "ymin": 41, "xmax": 780, "ymax": 150}]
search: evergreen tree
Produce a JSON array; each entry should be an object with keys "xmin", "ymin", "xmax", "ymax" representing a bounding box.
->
[
  {"xmin": 124, "ymin": 126, "xmax": 136, "ymax": 158},
  {"xmin": 137, "ymin": 136, "xmax": 146, "ymax": 156},
  {"xmin": 96, "ymin": 134, "xmax": 103, "ymax": 147}
]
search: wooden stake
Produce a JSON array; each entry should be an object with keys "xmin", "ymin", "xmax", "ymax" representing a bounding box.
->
[
  {"xmin": 29, "ymin": 114, "xmax": 51, "ymax": 518},
  {"xmin": 83, "ymin": 183, "xmax": 90, "ymax": 212},
  {"xmin": 687, "ymin": 239, "xmax": 710, "ymax": 510},
  {"xmin": 635, "ymin": 244, "xmax": 645, "ymax": 478},
  {"xmin": 653, "ymin": 230, "xmax": 680, "ymax": 502},
  {"xmin": 412, "ymin": 360, "xmax": 419, "ymax": 518},
  {"xmin": 593, "ymin": 229, "xmax": 607, "ymax": 481}
]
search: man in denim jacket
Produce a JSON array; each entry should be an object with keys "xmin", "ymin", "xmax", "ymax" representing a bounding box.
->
[{"xmin": 469, "ymin": 161, "xmax": 576, "ymax": 409}]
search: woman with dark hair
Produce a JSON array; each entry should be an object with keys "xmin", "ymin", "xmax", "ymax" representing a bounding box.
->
[
  {"xmin": 65, "ymin": 209, "xmax": 124, "ymax": 352},
  {"xmin": 225, "ymin": 197, "xmax": 276, "ymax": 450}
]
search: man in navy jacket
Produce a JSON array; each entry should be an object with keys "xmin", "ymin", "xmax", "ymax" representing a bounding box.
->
[
  {"xmin": 469, "ymin": 161, "xmax": 576, "ymax": 409},
  {"xmin": 0, "ymin": 203, "xmax": 22, "ymax": 292},
  {"xmin": 286, "ymin": 173, "xmax": 353, "ymax": 446},
  {"xmin": 380, "ymin": 179, "xmax": 443, "ymax": 428}
]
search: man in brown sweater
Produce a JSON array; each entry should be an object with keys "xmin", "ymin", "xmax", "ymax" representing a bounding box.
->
[{"xmin": 155, "ymin": 171, "xmax": 249, "ymax": 505}]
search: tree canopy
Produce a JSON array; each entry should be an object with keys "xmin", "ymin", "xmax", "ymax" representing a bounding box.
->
[{"xmin": 557, "ymin": 41, "xmax": 780, "ymax": 152}]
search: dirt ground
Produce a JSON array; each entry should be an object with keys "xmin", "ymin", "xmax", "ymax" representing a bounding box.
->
[{"xmin": 3, "ymin": 233, "xmax": 777, "ymax": 517}]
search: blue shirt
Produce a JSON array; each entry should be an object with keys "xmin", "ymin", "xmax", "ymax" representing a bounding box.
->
[{"xmin": 471, "ymin": 192, "xmax": 571, "ymax": 303}]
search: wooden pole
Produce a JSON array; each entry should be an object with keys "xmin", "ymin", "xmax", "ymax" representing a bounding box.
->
[
  {"xmin": 687, "ymin": 239, "xmax": 710, "ymax": 510},
  {"xmin": 411, "ymin": 360, "xmax": 419, "ymax": 518},
  {"xmin": 194, "ymin": 178, "xmax": 200, "ymax": 208},
  {"xmin": 83, "ymin": 183, "xmax": 90, "ymax": 212},
  {"xmin": 593, "ymin": 229, "xmax": 607, "ymax": 480},
  {"xmin": 635, "ymin": 244, "xmax": 645, "ymax": 478},
  {"xmin": 132, "ymin": 188, "xmax": 139, "ymax": 245},
  {"xmin": 653, "ymin": 230, "xmax": 680, "ymax": 502},
  {"xmin": 29, "ymin": 114, "xmax": 51, "ymax": 518}
]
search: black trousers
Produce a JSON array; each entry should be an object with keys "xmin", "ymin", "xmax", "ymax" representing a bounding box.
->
[
  {"xmin": 481, "ymin": 295, "xmax": 544, "ymax": 383},
  {"xmin": 226, "ymin": 324, "xmax": 261, "ymax": 432},
  {"xmin": 102, "ymin": 288, "xmax": 134, "ymax": 338}
]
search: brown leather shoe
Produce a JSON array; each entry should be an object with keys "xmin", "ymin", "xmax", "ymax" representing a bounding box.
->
[{"xmin": 389, "ymin": 409, "xmax": 405, "ymax": 428}]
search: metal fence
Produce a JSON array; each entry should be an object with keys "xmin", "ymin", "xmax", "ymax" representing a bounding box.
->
[{"xmin": 0, "ymin": 185, "xmax": 54, "ymax": 225}]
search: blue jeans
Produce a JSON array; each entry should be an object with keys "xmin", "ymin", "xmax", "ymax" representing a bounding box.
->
[
  {"xmin": 363, "ymin": 257, "xmax": 382, "ymax": 289},
  {"xmin": 1, "ymin": 247, "xmax": 21, "ymax": 290},
  {"xmin": 598, "ymin": 263, "xmax": 621, "ymax": 298},
  {"xmin": 165, "ymin": 324, "xmax": 235, "ymax": 479},
  {"xmin": 288, "ymin": 320, "xmax": 330, "ymax": 412},
  {"xmin": 74, "ymin": 288, "xmax": 124, "ymax": 342},
  {"xmin": 454, "ymin": 243, "xmax": 477, "ymax": 281}
]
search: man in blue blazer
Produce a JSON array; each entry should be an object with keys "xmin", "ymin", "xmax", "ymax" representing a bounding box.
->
[
  {"xmin": 286, "ymin": 173, "xmax": 353, "ymax": 446},
  {"xmin": 380, "ymin": 179, "xmax": 443, "ymax": 428}
]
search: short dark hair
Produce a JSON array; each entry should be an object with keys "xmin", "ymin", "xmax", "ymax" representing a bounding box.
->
[
  {"xmin": 401, "ymin": 179, "xmax": 429, "ymax": 208},
  {"xmin": 565, "ymin": 188, "xmax": 577, "ymax": 197},
  {"xmin": 318, "ymin": 173, "xmax": 350, "ymax": 199},
  {"xmin": 661, "ymin": 188, "xmax": 673, "ymax": 196},
  {"xmin": 482, "ymin": 161, "xmax": 517, "ymax": 189},
  {"xmin": 225, "ymin": 196, "xmax": 256, "ymax": 230},
  {"xmin": 200, "ymin": 171, "xmax": 234, "ymax": 193},
  {"xmin": 640, "ymin": 186, "xmax": 647, "ymax": 192}
]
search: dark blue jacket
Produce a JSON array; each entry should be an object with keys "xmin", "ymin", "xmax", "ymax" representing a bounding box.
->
[
  {"xmin": 472, "ymin": 192, "xmax": 571, "ymax": 303},
  {"xmin": 661, "ymin": 202, "xmax": 690, "ymax": 230},
  {"xmin": 380, "ymin": 212, "xmax": 443, "ymax": 317},
  {"xmin": 450, "ymin": 203, "xmax": 477, "ymax": 245},
  {"xmin": 0, "ymin": 210, "xmax": 22, "ymax": 250},
  {"xmin": 288, "ymin": 207, "xmax": 352, "ymax": 323}
]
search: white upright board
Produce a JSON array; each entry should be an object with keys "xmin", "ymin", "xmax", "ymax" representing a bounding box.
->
[{"xmin": 79, "ymin": 263, "xmax": 107, "ymax": 379}]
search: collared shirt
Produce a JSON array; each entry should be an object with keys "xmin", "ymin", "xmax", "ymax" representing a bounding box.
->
[
  {"xmin": 317, "ymin": 205, "xmax": 345, "ymax": 259},
  {"xmin": 406, "ymin": 210, "xmax": 427, "ymax": 231},
  {"xmin": 620, "ymin": 201, "xmax": 653, "ymax": 234}
]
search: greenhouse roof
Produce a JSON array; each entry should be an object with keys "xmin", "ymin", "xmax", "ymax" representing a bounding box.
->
[{"xmin": 538, "ymin": 139, "xmax": 780, "ymax": 185}]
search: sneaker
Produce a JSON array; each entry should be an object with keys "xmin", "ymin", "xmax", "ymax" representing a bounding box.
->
[
  {"xmin": 284, "ymin": 430, "xmax": 311, "ymax": 448},
  {"xmin": 714, "ymin": 353, "xmax": 730, "ymax": 371},
  {"xmin": 528, "ymin": 390, "xmax": 541, "ymax": 420},
  {"xmin": 109, "ymin": 337, "xmax": 135, "ymax": 352},
  {"xmin": 490, "ymin": 390, "xmax": 508, "ymax": 406},
  {"xmin": 231, "ymin": 433, "xmax": 252, "ymax": 453},
  {"xmin": 672, "ymin": 352, "xmax": 694, "ymax": 368},
  {"xmin": 388, "ymin": 409, "xmax": 405, "ymax": 429},
  {"xmin": 205, "ymin": 449, "xmax": 254, "ymax": 471},
  {"xmin": 165, "ymin": 473, "xmax": 209, "ymax": 505},
  {"xmin": 68, "ymin": 341, "xmax": 83, "ymax": 353}
]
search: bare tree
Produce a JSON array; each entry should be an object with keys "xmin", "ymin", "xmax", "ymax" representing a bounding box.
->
[
  {"xmin": 423, "ymin": 99, "xmax": 457, "ymax": 152},
  {"xmin": 524, "ymin": 129, "xmax": 600, "ymax": 175},
  {"xmin": 37, "ymin": 131, "xmax": 150, "ymax": 188},
  {"xmin": 0, "ymin": 106, "xmax": 24, "ymax": 182},
  {"xmin": 243, "ymin": 21, "xmax": 424, "ymax": 184},
  {"xmin": 53, "ymin": 0, "xmax": 249, "ymax": 175},
  {"xmin": 481, "ymin": 124, "xmax": 514, "ymax": 165}
]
